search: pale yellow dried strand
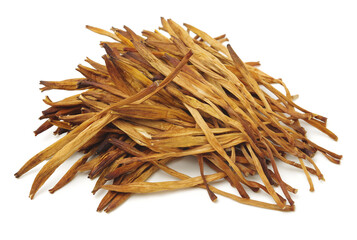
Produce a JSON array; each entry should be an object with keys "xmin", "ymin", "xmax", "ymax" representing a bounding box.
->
[
  {"xmin": 298, "ymin": 158, "xmax": 315, "ymax": 192},
  {"xmin": 153, "ymin": 162, "xmax": 293, "ymax": 211},
  {"xmin": 112, "ymin": 120, "xmax": 154, "ymax": 149},
  {"xmin": 183, "ymin": 23, "xmax": 230, "ymax": 56},
  {"xmin": 160, "ymin": 17, "xmax": 179, "ymax": 38},
  {"xmin": 102, "ymin": 172, "xmax": 226, "ymax": 193},
  {"xmin": 152, "ymin": 127, "xmax": 238, "ymax": 138},
  {"xmin": 86, "ymin": 25, "xmax": 121, "ymax": 42}
]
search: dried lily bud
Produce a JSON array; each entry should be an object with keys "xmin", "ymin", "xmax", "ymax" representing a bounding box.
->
[{"xmin": 15, "ymin": 18, "xmax": 341, "ymax": 213}]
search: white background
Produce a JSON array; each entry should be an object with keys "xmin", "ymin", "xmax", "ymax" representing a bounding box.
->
[{"xmin": 1, "ymin": 0, "xmax": 356, "ymax": 239}]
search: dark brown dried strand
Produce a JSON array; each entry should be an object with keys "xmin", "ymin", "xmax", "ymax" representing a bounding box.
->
[{"xmin": 197, "ymin": 154, "xmax": 218, "ymax": 202}]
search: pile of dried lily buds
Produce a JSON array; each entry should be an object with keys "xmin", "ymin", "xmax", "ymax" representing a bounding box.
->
[{"xmin": 15, "ymin": 18, "xmax": 342, "ymax": 212}]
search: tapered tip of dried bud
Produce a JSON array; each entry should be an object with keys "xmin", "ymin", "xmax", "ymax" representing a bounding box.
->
[{"xmin": 48, "ymin": 188, "xmax": 56, "ymax": 194}]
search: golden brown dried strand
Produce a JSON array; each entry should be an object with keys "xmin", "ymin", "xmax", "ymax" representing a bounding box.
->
[
  {"xmin": 128, "ymin": 119, "xmax": 184, "ymax": 131},
  {"xmin": 184, "ymin": 103, "xmax": 250, "ymax": 198},
  {"xmin": 142, "ymin": 30, "xmax": 172, "ymax": 43},
  {"xmin": 40, "ymin": 78, "xmax": 86, "ymax": 91},
  {"xmin": 264, "ymin": 139, "xmax": 317, "ymax": 176},
  {"xmin": 48, "ymin": 119, "xmax": 73, "ymax": 131},
  {"xmin": 59, "ymin": 112, "xmax": 96, "ymax": 125},
  {"xmin": 125, "ymin": 26, "xmax": 225, "ymax": 109},
  {"xmin": 97, "ymin": 176, "xmax": 125, "ymax": 212},
  {"xmin": 298, "ymin": 158, "xmax": 315, "ymax": 191},
  {"xmin": 49, "ymin": 147, "xmax": 97, "ymax": 194},
  {"xmin": 111, "ymin": 27, "xmax": 135, "ymax": 47},
  {"xmin": 77, "ymin": 64, "xmax": 110, "ymax": 81},
  {"xmin": 197, "ymin": 154, "xmax": 218, "ymax": 201},
  {"xmin": 29, "ymin": 113, "xmax": 118, "ymax": 199},
  {"xmin": 227, "ymin": 44, "xmax": 272, "ymax": 112},
  {"xmin": 304, "ymin": 118, "xmax": 338, "ymax": 140},
  {"xmin": 262, "ymin": 139, "xmax": 294, "ymax": 205},
  {"xmin": 166, "ymin": 26, "xmax": 293, "ymax": 147},
  {"xmin": 85, "ymin": 57, "xmax": 108, "ymax": 74},
  {"xmin": 102, "ymin": 172, "xmax": 226, "ymax": 193},
  {"xmin": 86, "ymin": 25, "xmax": 121, "ymax": 42},
  {"xmin": 153, "ymin": 161, "xmax": 293, "ymax": 211},
  {"xmin": 34, "ymin": 120, "xmax": 53, "ymax": 136},
  {"xmin": 203, "ymin": 98, "xmax": 263, "ymax": 156},
  {"xmin": 112, "ymin": 130, "xmax": 247, "ymax": 166},
  {"xmin": 15, "ymin": 112, "xmax": 101, "ymax": 178},
  {"xmin": 113, "ymin": 104, "xmax": 194, "ymax": 122},
  {"xmin": 102, "ymin": 54, "xmax": 133, "ymax": 95},
  {"xmin": 152, "ymin": 127, "xmax": 237, "ymax": 139},
  {"xmin": 184, "ymin": 23, "xmax": 230, "ymax": 56},
  {"xmin": 146, "ymin": 39, "xmax": 183, "ymax": 56},
  {"xmin": 206, "ymin": 153, "xmax": 257, "ymax": 193},
  {"xmin": 127, "ymin": 49, "xmax": 193, "ymax": 104},
  {"xmin": 245, "ymin": 144, "xmax": 286, "ymax": 209},
  {"xmin": 43, "ymin": 95, "xmax": 82, "ymax": 107},
  {"xmin": 89, "ymin": 145, "xmax": 126, "ymax": 179},
  {"xmin": 92, "ymin": 154, "xmax": 129, "ymax": 194},
  {"xmin": 303, "ymin": 154, "xmax": 324, "ymax": 180},
  {"xmin": 160, "ymin": 17, "xmax": 178, "ymax": 38},
  {"xmin": 103, "ymin": 158, "xmax": 172, "ymax": 212},
  {"xmin": 81, "ymin": 89, "xmax": 124, "ymax": 105}
]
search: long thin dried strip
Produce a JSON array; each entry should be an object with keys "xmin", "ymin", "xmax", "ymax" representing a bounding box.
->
[
  {"xmin": 262, "ymin": 139, "xmax": 294, "ymax": 205},
  {"xmin": 40, "ymin": 78, "xmax": 86, "ymax": 91},
  {"xmin": 49, "ymin": 148, "xmax": 97, "ymax": 193},
  {"xmin": 153, "ymin": 161, "xmax": 292, "ymax": 211},
  {"xmin": 86, "ymin": 25, "xmax": 121, "ymax": 42},
  {"xmin": 184, "ymin": 23, "xmax": 230, "ymax": 56},
  {"xmin": 34, "ymin": 120, "xmax": 53, "ymax": 136},
  {"xmin": 43, "ymin": 95, "xmax": 82, "ymax": 107},
  {"xmin": 85, "ymin": 57, "xmax": 108, "ymax": 74},
  {"xmin": 245, "ymin": 144, "xmax": 286, "ymax": 209},
  {"xmin": 103, "ymin": 158, "xmax": 172, "ymax": 212},
  {"xmin": 29, "ymin": 113, "xmax": 118, "ymax": 199},
  {"xmin": 227, "ymin": 44, "xmax": 271, "ymax": 112},
  {"xmin": 299, "ymin": 158, "xmax": 315, "ymax": 191},
  {"xmin": 197, "ymin": 154, "xmax": 217, "ymax": 202},
  {"xmin": 102, "ymin": 172, "xmax": 225, "ymax": 193},
  {"xmin": 184, "ymin": 103, "xmax": 250, "ymax": 198}
]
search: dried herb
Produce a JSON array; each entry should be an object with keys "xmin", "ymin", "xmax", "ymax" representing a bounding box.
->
[{"xmin": 15, "ymin": 18, "xmax": 342, "ymax": 212}]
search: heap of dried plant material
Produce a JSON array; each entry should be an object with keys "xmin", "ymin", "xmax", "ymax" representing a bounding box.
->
[{"xmin": 15, "ymin": 18, "xmax": 342, "ymax": 212}]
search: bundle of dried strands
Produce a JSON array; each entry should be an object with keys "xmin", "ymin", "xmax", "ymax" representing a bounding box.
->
[{"xmin": 15, "ymin": 18, "xmax": 342, "ymax": 212}]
